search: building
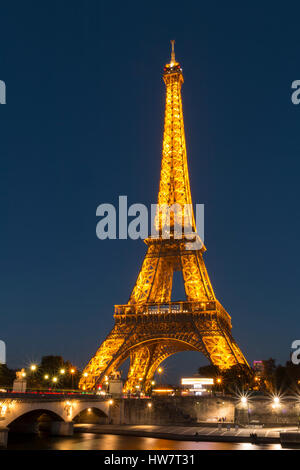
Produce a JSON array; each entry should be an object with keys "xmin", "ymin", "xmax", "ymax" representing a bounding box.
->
[
  {"xmin": 181, "ymin": 377, "xmax": 214, "ymax": 396},
  {"xmin": 253, "ymin": 360, "xmax": 264, "ymax": 377}
]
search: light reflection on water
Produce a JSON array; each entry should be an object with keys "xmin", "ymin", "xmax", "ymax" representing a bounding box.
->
[{"xmin": 7, "ymin": 432, "xmax": 283, "ymax": 451}]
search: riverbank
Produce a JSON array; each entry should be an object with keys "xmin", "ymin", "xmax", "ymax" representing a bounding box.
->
[{"xmin": 74, "ymin": 423, "xmax": 297, "ymax": 445}]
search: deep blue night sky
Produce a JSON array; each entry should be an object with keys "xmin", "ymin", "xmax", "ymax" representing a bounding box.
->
[{"xmin": 1, "ymin": 2, "xmax": 300, "ymax": 382}]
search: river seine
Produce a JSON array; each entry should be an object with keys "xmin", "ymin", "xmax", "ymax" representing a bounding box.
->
[{"xmin": 6, "ymin": 432, "xmax": 283, "ymax": 450}]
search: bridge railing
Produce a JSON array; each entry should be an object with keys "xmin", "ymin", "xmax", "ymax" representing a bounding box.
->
[{"xmin": 0, "ymin": 390, "xmax": 112, "ymax": 400}]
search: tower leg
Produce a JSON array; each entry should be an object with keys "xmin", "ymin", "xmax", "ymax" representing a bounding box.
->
[{"xmin": 79, "ymin": 323, "xmax": 135, "ymax": 390}]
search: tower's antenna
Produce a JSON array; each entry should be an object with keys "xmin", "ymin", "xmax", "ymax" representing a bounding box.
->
[{"xmin": 170, "ymin": 39, "xmax": 175, "ymax": 63}]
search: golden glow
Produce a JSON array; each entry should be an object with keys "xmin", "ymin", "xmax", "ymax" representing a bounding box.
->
[
  {"xmin": 272, "ymin": 396, "xmax": 281, "ymax": 408},
  {"xmin": 109, "ymin": 399, "xmax": 113, "ymax": 405},
  {"xmin": 52, "ymin": 377, "xmax": 58, "ymax": 383},
  {"xmin": 30, "ymin": 364, "xmax": 37, "ymax": 371},
  {"xmin": 216, "ymin": 378, "xmax": 222, "ymax": 384},
  {"xmin": 0, "ymin": 404, "xmax": 7, "ymax": 416},
  {"xmin": 60, "ymin": 368, "xmax": 65, "ymax": 375},
  {"xmin": 44, "ymin": 374, "xmax": 49, "ymax": 380},
  {"xmin": 181, "ymin": 378, "xmax": 214, "ymax": 385},
  {"xmin": 70, "ymin": 368, "xmax": 75, "ymax": 374},
  {"xmin": 241, "ymin": 396, "xmax": 247, "ymax": 404},
  {"xmin": 78, "ymin": 43, "xmax": 250, "ymax": 393},
  {"xmin": 147, "ymin": 402, "xmax": 152, "ymax": 408}
]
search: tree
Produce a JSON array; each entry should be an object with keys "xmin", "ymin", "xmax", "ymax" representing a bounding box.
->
[
  {"xmin": 198, "ymin": 363, "xmax": 253, "ymax": 394},
  {"xmin": 27, "ymin": 356, "xmax": 80, "ymax": 390},
  {"xmin": 0, "ymin": 364, "xmax": 15, "ymax": 388}
]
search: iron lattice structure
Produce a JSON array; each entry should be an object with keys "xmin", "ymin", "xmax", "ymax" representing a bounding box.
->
[{"xmin": 79, "ymin": 42, "xmax": 249, "ymax": 392}]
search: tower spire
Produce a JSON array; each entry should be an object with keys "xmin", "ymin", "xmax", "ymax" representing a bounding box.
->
[{"xmin": 170, "ymin": 39, "xmax": 175, "ymax": 64}]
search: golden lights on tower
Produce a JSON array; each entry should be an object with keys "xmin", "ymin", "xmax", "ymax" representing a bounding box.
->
[{"xmin": 79, "ymin": 42, "xmax": 250, "ymax": 393}]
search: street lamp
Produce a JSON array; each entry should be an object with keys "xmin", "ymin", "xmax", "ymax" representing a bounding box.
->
[
  {"xmin": 271, "ymin": 396, "xmax": 281, "ymax": 424},
  {"xmin": 60, "ymin": 368, "xmax": 65, "ymax": 375},
  {"xmin": 216, "ymin": 377, "xmax": 223, "ymax": 394},
  {"xmin": 44, "ymin": 374, "xmax": 49, "ymax": 380},
  {"xmin": 239, "ymin": 395, "xmax": 250, "ymax": 426},
  {"xmin": 157, "ymin": 367, "xmax": 163, "ymax": 386},
  {"xmin": 70, "ymin": 368, "xmax": 75, "ymax": 389},
  {"xmin": 272, "ymin": 396, "xmax": 281, "ymax": 409},
  {"xmin": 30, "ymin": 364, "xmax": 37, "ymax": 372}
]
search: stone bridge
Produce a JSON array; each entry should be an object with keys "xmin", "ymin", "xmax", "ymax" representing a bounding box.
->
[{"xmin": 0, "ymin": 392, "xmax": 112, "ymax": 447}]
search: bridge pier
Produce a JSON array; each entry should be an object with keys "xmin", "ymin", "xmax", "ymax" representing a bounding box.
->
[{"xmin": 0, "ymin": 428, "xmax": 8, "ymax": 448}]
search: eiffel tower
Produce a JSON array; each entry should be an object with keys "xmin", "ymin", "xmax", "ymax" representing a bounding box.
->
[{"xmin": 79, "ymin": 42, "xmax": 249, "ymax": 392}]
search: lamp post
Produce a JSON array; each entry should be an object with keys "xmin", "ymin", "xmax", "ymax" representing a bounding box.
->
[
  {"xmin": 70, "ymin": 368, "xmax": 75, "ymax": 390},
  {"xmin": 147, "ymin": 402, "xmax": 152, "ymax": 424},
  {"xmin": 157, "ymin": 367, "xmax": 163, "ymax": 386},
  {"xmin": 52, "ymin": 376, "xmax": 58, "ymax": 391},
  {"xmin": 216, "ymin": 377, "xmax": 223, "ymax": 395},
  {"xmin": 240, "ymin": 396, "xmax": 249, "ymax": 426},
  {"xmin": 272, "ymin": 396, "xmax": 281, "ymax": 425},
  {"xmin": 108, "ymin": 399, "xmax": 113, "ymax": 424}
]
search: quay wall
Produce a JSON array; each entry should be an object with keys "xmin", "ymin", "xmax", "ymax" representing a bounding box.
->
[{"xmin": 108, "ymin": 396, "xmax": 300, "ymax": 426}]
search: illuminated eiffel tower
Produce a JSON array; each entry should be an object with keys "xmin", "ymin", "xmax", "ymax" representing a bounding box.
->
[{"xmin": 79, "ymin": 42, "xmax": 249, "ymax": 392}]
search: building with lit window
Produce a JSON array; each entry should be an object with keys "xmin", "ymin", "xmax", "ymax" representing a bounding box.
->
[{"xmin": 181, "ymin": 377, "xmax": 214, "ymax": 396}]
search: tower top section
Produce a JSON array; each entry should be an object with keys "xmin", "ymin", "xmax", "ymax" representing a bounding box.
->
[
  {"xmin": 163, "ymin": 39, "xmax": 183, "ymax": 79},
  {"xmin": 170, "ymin": 39, "xmax": 176, "ymax": 63}
]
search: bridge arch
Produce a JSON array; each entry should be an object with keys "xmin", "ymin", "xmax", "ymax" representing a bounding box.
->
[
  {"xmin": 71, "ymin": 402, "xmax": 109, "ymax": 420},
  {"xmin": 4, "ymin": 402, "xmax": 66, "ymax": 427},
  {"xmin": 73, "ymin": 405, "xmax": 108, "ymax": 424},
  {"xmin": 8, "ymin": 408, "xmax": 64, "ymax": 429}
]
